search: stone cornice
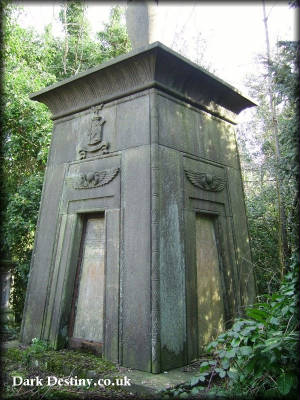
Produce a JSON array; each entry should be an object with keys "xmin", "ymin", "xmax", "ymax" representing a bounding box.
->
[{"xmin": 30, "ymin": 42, "xmax": 256, "ymax": 123}]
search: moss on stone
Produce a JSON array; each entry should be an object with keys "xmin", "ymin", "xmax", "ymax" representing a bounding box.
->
[
  {"xmin": 1, "ymin": 346, "xmax": 133, "ymax": 399},
  {"xmin": 27, "ymin": 349, "xmax": 117, "ymax": 377}
]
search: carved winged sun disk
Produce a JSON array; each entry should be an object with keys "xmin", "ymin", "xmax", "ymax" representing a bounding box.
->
[
  {"xmin": 67, "ymin": 167, "xmax": 120, "ymax": 189},
  {"xmin": 184, "ymin": 169, "xmax": 226, "ymax": 192}
]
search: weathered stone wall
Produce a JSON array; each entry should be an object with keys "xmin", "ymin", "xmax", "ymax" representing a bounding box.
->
[{"xmin": 21, "ymin": 43, "xmax": 256, "ymax": 373}]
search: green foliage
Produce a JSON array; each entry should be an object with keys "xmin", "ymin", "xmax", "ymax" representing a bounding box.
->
[
  {"xmin": 96, "ymin": 6, "xmax": 132, "ymax": 62},
  {"xmin": 59, "ymin": 1, "xmax": 87, "ymax": 38},
  {"xmin": 2, "ymin": 12, "xmax": 55, "ymax": 184},
  {"xmin": 204, "ymin": 257, "xmax": 299, "ymax": 398},
  {"xmin": 5, "ymin": 337, "xmax": 117, "ymax": 375},
  {"xmin": 56, "ymin": 1, "xmax": 94, "ymax": 78},
  {"xmin": 161, "ymin": 257, "xmax": 299, "ymax": 399},
  {"xmin": 1, "ymin": 320, "xmax": 19, "ymax": 341},
  {"xmin": 239, "ymin": 39, "xmax": 299, "ymax": 293},
  {"xmin": 30, "ymin": 337, "xmax": 51, "ymax": 353},
  {"xmin": 246, "ymin": 185, "xmax": 281, "ymax": 293},
  {"xmin": 2, "ymin": 342, "xmax": 123, "ymax": 399},
  {"xmin": 2, "ymin": 2, "xmax": 131, "ymax": 323},
  {"xmin": 21, "ymin": 338, "xmax": 52, "ymax": 364},
  {"xmin": 3, "ymin": 174, "xmax": 44, "ymax": 322},
  {"xmin": 48, "ymin": 4, "xmax": 131, "ymax": 80},
  {"xmin": 271, "ymin": 41, "xmax": 299, "ymax": 249},
  {"xmin": 1, "ymin": 6, "xmax": 55, "ymax": 322}
]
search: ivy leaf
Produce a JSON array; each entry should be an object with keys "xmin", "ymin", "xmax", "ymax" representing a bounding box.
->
[
  {"xmin": 232, "ymin": 321, "xmax": 244, "ymax": 332},
  {"xmin": 200, "ymin": 361, "xmax": 209, "ymax": 367},
  {"xmin": 225, "ymin": 349, "xmax": 236, "ymax": 358},
  {"xmin": 173, "ymin": 389, "xmax": 182, "ymax": 396},
  {"xmin": 227, "ymin": 370, "xmax": 238, "ymax": 381},
  {"xmin": 191, "ymin": 387, "xmax": 204, "ymax": 395},
  {"xmin": 246, "ymin": 308, "xmax": 268, "ymax": 323},
  {"xmin": 281, "ymin": 305, "xmax": 289, "ymax": 314},
  {"xmin": 215, "ymin": 368, "xmax": 226, "ymax": 378},
  {"xmin": 231, "ymin": 338, "xmax": 241, "ymax": 347},
  {"xmin": 240, "ymin": 326, "xmax": 257, "ymax": 336},
  {"xmin": 269, "ymin": 317, "xmax": 280, "ymax": 325},
  {"xmin": 190, "ymin": 376, "xmax": 201, "ymax": 386},
  {"xmin": 277, "ymin": 373, "xmax": 294, "ymax": 395},
  {"xmin": 221, "ymin": 358, "xmax": 230, "ymax": 369},
  {"xmin": 179, "ymin": 392, "xmax": 189, "ymax": 399},
  {"xmin": 219, "ymin": 370, "xmax": 226, "ymax": 378},
  {"xmin": 218, "ymin": 350, "xmax": 226, "ymax": 358},
  {"xmin": 239, "ymin": 346, "xmax": 253, "ymax": 356},
  {"xmin": 190, "ymin": 375, "xmax": 207, "ymax": 386},
  {"xmin": 206, "ymin": 341, "xmax": 218, "ymax": 351},
  {"xmin": 199, "ymin": 364, "xmax": 210, "ymax": 373}
]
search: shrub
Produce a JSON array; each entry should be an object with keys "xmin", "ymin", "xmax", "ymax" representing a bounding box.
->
[{"xmin": 203, "ymin": 254, "xmax": 299, "ymax": 398}]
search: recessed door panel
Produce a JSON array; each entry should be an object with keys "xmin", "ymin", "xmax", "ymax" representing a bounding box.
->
[
  {"xmin": 196, "ymin": 214, "xmax": 224, "ymax": 351},
  {"xmin": 71, "ymin": 215, "xmax": 105, "ymax": 345}
]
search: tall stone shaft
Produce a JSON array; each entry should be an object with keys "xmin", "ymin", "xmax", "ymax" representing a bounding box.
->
[{"xmin": 126, "ymin": 1, "xmax": 159, "ymax": 49}]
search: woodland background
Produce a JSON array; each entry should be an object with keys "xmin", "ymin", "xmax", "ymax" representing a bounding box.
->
[{"xmin": 0, "ymin": 1, "xmax": 299, "ymax": 398}]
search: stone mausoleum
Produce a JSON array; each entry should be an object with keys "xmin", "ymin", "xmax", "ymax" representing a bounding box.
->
[{"xmin": 21, "ymin": 40, "xmax": 256, "ymax": 373}]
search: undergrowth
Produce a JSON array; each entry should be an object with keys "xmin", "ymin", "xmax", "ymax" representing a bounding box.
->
[
  {"xmin": 162, "ymin": 254, "xmax": 299, "ymax": 399},
  {"xmin": 1, "ymin": 339, "xmax": 134, "ymax": 399}
]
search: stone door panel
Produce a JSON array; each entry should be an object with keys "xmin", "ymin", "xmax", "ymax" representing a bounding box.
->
[
  {"xmin": 42, "ymin": 154, "xmax": 121, "ymax": 360},
  {"xmin": 183, "ymin": 155, "xmax": 240, "ymax": 362},
  {"xmin": 195, "ymin": 214, "xmax": 225, "ymax": 351},
  {"xmin": 70, "ymin": 215, "xmax": 106, "ymax": 350}
]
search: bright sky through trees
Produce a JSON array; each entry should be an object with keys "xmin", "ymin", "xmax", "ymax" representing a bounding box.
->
[{"xmin": 16, "ymin": 2, "xmax": 297, "ymax": 95}]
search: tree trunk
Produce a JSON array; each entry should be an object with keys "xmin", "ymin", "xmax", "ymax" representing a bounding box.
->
[
  {"xmin": 62, "ymin": 3, "xmax": 69, "ymax": 76},
  {"xmin": 262, "ymin": 0, "xmax": 290, "ymax": 277}
]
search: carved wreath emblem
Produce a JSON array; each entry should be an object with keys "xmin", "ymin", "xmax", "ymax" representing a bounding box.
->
[
  {"xmin": 67, "ymin": 167, "xmax": 119, "ymax": 189},
  {"xmin": 78, "ymin": 105, "xmax": 109, "ymax": 160},
  {"xmin": 184, "ymin": 169, "xmax": 226, "ymax": 192}
]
